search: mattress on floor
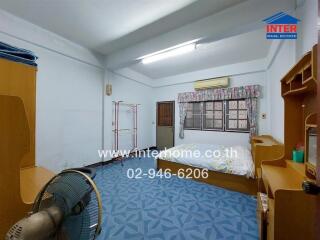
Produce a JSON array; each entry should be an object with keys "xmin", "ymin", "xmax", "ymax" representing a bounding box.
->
[{"xmin": 156, "ymin": 143, "xmax": 254, "ymax": 178}]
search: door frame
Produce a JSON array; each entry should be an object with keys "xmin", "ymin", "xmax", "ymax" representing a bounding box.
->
[{"xmin": 156, "ymin": 101, "xmax": 175, "ymax": 148}]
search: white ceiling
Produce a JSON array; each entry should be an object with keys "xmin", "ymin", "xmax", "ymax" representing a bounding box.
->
[
  {"xmin": 0, "ymin": 0, "xmax": 277, "ymax": 80},
  {"xmin": 0, "ymin": 0, "xmax": 246, "ymax": 54},
  {"xmin": 130, "ymin": 28, "xmax": 271, "ymax": 79}
]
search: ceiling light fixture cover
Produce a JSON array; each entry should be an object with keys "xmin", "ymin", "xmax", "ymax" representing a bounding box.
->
[{"xmin": 142, "ymin": 43, "xmax": 196, "ymax": 64}]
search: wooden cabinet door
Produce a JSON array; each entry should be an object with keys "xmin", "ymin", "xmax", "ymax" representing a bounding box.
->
[{"xmin": 0, "ymin": 58, "xmax": 36, "ymax": 168}]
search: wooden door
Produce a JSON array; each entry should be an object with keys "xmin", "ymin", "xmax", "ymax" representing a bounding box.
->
[{"xmin": 157, "ymin": 101, "xmax": 174, "ymax": 150}]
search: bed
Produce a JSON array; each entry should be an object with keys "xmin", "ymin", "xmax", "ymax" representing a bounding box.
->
[{"xmin": 156, "ymin": 135, "xmax": 284, "ymax": 195}]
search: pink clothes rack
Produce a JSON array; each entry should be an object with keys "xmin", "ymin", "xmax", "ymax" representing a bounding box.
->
[{"xmin": 112, "ymin": 101, "xmax": 139, "ymax": 161}]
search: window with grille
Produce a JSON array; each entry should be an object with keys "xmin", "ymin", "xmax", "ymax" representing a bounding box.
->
[
  {"xmin": 184, "ymin": 99, "xmax": 250, "ymax": 133},
  {"xmin": 225, "ymin": 99, "xmax": 249, "ymax": 132},
  {"xmin": 203, "ymin": 101, "xmax": 224, "ymax": 130},
  {"xmin": 184, "ymin": 102, "xmax": 202, "ymax": 130}
]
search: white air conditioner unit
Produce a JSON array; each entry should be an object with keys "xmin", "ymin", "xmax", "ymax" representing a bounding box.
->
[{"xmin": 194, "ymin": 77, "xmax": 229, "ymax": 90}]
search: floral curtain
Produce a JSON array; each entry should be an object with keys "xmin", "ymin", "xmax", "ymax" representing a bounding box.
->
[
  {"xmin": 178, "ymin": 85, "xmax": 261, "ymax": 139},
  {"xmin": 178, "ymin": 85, "xmax": 260, "ymax": 102},
  {"xmin": 178, "ymin": 102, "xmax": 188, "ymax": 139},
  {"xmin": 245, "ymin": 98, "xmax": 258, "ymax": 137}
]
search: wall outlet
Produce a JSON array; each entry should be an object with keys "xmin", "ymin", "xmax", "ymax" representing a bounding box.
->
[{"xmin": 261, "ymin": 113, "xmax": 266, "ymax": 119}]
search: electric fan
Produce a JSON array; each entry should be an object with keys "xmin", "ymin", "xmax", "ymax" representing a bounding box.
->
[{"xmin": 6, "ymin": 168, "xmax": 102, "ymax": 240}]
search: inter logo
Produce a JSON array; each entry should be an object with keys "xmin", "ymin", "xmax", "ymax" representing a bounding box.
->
[{"xmin": 263, "ymin": 12, "xmax": 300, "ymax": 39}]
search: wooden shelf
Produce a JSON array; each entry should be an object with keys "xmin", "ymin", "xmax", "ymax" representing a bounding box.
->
[
  {"xmin": 281, "ymin": 51, "xmax": 311, "ymax": 83},
  {"xmin": 303, "ymin": 64, "xmax": 312, "ymax": 81},
  {"xmin": 282, "ymin": 85, "xmax": 309, "ymax": 96},
  {"xmin": 281, "ymin": 45, "xmax": 317, "ymax": 99},
  {"xmin": 281, "ymin": 83, "xmax": 291, "ymax": 96},
  {"xmin": 286, "ymin": 72, "xmax": 302, "ymax": 84},
  {"xmin": 302, "ymin": 76, "xmax": 313, "ymax": 85},
  {"xmin": 306, "ymin": 123, "xmax": 317, "ymax": 128}
]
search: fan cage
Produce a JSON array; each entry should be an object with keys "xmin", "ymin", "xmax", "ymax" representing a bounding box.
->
[{"xmin": 32, "ymin": 170, "xmax": 102, "ymax": 240}]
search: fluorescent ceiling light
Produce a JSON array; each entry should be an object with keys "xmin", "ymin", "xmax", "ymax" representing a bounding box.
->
[{"xmin": 141, "ymin": 43, "xmax": 196, "ymax": 64}]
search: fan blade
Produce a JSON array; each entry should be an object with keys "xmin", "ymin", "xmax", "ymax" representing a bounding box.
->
[
  {"xmin": 45, "ymin": 174, "xmax": 92, "ymax": 213},
  {"xmin": 60, "ymin": 207, "xmax": 91, "ymax": 240}
]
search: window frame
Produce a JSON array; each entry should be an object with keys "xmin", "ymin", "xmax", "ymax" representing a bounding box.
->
[
  {"xmin": 184, "ymin": 102, "xmax": 202, "ymax": 130},
  {"xmin": 225, "ymin": 99, "xmax": 250, "ymax": 133},
  {"xmin": 184, "ymin": 99, "xmax": 250, "ymax": 133},
  {"xmin": 202, "ymin": 100, "xmax": 224, "ymax": 131}
]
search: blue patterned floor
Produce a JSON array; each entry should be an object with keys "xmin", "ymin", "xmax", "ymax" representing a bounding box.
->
[{"xmin": 94, "ymin": 155, "xmax": 258, "ymax": 240}]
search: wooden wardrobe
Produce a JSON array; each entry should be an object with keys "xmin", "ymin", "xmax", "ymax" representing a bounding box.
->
[{"xmin": 0, "ymin": 58, "xmax": 54, "ymax": 238}]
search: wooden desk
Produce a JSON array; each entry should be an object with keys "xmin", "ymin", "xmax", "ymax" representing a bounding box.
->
[
  {"xmin": 259, "ymin": 160, "xmax": 319, "ymax": 240},
  {"xmin": 20, "ymin": 167, "xmax": 55, "ymax": 204},
  {"xmin": 262, "ymin": 160, "xmax": 306, "ymax": 197}
]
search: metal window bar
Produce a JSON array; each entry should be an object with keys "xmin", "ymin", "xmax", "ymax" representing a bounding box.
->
[{"xmin": 202, "ymin": 103, "xmax": 224, "ymax": 131}]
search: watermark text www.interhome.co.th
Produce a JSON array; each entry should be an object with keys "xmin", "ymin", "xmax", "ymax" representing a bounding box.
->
[{"xmin": 97, "ymin": 147, "xmax": 238, "ymax": 159}]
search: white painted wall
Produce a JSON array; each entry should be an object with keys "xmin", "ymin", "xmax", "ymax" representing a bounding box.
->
[
  {"xmin": 0, "ymin": 11, "xmax": 104, "ymax": 173},
  {"xmin": 296, "ymin": 0, "xmax": 318, "ymax": 59},
  {"xmin": 152, "ymin": 69, "xmax": 269, "ymax": 148},
  {"xmin": 266, "ymin": 41, "xmax": 296, "ymax": 142},
  {"xmin": 103, "ymin": 70, "xmax": 153, "ymax": 159}
]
